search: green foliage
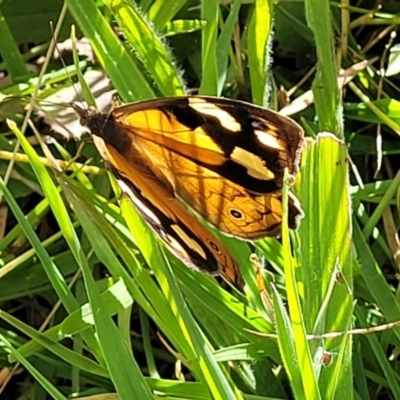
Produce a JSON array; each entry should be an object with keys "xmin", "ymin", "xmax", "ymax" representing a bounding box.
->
[{"xmin": 0, "ymin": 0, "xmax": 399, "ymax": 399}]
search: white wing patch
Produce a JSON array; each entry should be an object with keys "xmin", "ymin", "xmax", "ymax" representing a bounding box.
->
[
  {"xmin": 189, "ymin": 98, "xmax": 242, "ymax": 133},
  {"xmin": 254, "ymin": 130, "xmax": 284, "ymax": 150},
  {"xmin": 230, "ymin": 147, "xmax": 275, "ymax": 180}
]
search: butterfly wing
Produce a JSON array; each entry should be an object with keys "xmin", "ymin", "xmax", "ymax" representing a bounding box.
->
[
  {"xmin": 91, "ymin": 133, "xmax": 243, "ymax": 289},
  {"xmin": 73, "ymin": 94, "xmax": 304, "ymax": 286}
]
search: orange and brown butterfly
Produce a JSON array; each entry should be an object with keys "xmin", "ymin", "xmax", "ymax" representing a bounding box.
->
[{"xmin": 72, "ymin": 96, "xmax": 304, "ymax": 290}]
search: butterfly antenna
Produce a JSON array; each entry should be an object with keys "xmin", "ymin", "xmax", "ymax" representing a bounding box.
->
[{"xmin": 50, "ymin": 24, "xmax": 85, "ymax": 109}]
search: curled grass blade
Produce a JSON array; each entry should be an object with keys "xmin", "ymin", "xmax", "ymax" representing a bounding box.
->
[{"xmin": 108, "ymin": 0, "xmax": 186, "ymax": 96}]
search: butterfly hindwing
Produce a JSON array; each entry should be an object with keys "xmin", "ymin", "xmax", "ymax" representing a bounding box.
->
[{"xmin": 89, "ymin": 132, "xmax": 243, "ymax": 289}]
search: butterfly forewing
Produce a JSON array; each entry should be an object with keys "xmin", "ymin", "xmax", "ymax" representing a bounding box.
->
[{"xmin": 112, "ymin": 96, "xmax": 303, "ymax": 194}]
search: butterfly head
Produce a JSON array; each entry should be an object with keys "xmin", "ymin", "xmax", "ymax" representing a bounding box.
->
[{"xmin": 71, "ymin": 103, "xmax": 99, "ymax": 129}]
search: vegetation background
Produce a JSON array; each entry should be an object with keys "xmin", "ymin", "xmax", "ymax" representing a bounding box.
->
[{"xmin": 0, "ymin": 0, "xmax": 399, "ymax": 399}]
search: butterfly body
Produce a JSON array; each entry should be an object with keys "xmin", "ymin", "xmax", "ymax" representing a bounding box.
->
[{"xmin": 73, "ymin": 96, "xmax": 304, "ymax": 290}]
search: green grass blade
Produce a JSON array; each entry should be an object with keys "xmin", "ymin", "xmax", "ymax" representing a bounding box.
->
[
  {"xmin": 0, "ymin": 333, "xmax": 66, "ymax": 400},
  {"xmin": 61, "ymin": 178, "xmax": 184, "ymax": 342},
  {"xmin": 3, "ymin": 124, "xmax": 78, "ymax": 312},
  {"xmin": 6, "ymin": 121, "xmax": 111, "ymax": 364},
  {"xmin": 161, "ymin": 251, "xmax": 243, "ymax": 400},
  {"xmin": 282, "ymin": 167, "xmax": 319, "ymax": 400},
  {"xmin": 215, "ymin": 0, "xmax": 241, "ymax": 95},
  {"xmin": 148, "ymin": 0, "xmax": 188, "ymax": 29},
  {"xmin": 271, "ymin": 283, "xmax": 307, "ymax": 400},
  {"xmin": 354, "ymin": 307, "xmax": 400, "ymax": 398},
  {"xmin": 62, "ymin": 181, "xmax": 154, "ymax": 400},
  {"xmin": 65, "ymin": 0, "xmax": 155, "ymax": 101},
  {"xmin": 0, "ymin": 7, "xmax": 29, "ymax": 82},
  {"xmin": 199, "ymin": 0, "xmax": 218, "ymax": 95},
  {"xmin": 305, "ymin": 0, "xmax": 343, "ymax": 137},
  {"xmin": 64, "ymin": 173, "xmax": 244, "ymax": 399},
  {"xmin": 362, "ymin": 169, "xmax": 400, "ymax": 240},
  {"xmin": 353, "ymin": 221, "xmax": 400, "ymax": 341},
  {"xmin": 1, "ymin": 310, "xmax": 109, "ymax": 377},
  {"xmin": 247, "ymin": 0, "xmax": 272, "ymax": 106},
  {"xmin": 299, "ymin": 134, "xmax": 353, "ymax": 398},
  {"xmin": 13, "ymin": 280, "xmax": 133, "ymax": 362}
]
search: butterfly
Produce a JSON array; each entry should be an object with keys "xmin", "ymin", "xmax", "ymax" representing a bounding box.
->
[{"xmin": 72, "ymin": 96, "xmax": 304, "ymax": 290}]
